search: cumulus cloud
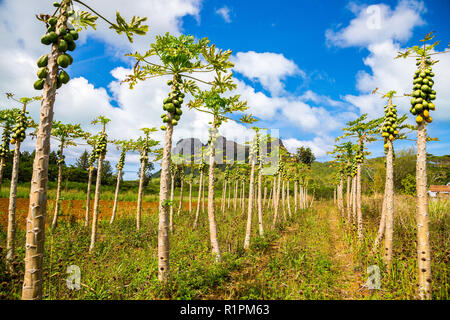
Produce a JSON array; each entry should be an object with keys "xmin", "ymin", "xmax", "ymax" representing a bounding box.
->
[
  {"xmin": 232, "ymin": 51, "xmax": 304, "ymax": 96},
  {"xmin": 325, "ymin": 0, "xmax": 425, "ymax": 47},
  {"xmin": 215, "ymin": 6, "xmax": 232, "ymax": 23},
  {"xmin": 283, "ymin": 135, "xmax": 335, "ymax": 158}
]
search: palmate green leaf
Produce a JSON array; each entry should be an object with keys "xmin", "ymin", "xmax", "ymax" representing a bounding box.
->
[
  {"xmin": 74, "ymin": 11, "xmax": 98, "ymax": 31},
  {"xmin": 240, "ymin": 114, "xmax": 258, "ymax": 124},
  {"xmin": 109, "ymin": 12, "xmax": 148, "ymax": 43}
]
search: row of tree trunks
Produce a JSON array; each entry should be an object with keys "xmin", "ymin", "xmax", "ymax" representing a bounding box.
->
[{"xmin": 110, "ymin": 168, "xmax": 122, "ymax": 224}]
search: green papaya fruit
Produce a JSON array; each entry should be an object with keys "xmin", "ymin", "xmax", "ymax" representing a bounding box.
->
[
  {"xmin": 67, "ymin": 40, "xmax": 76, "ymax": 51},
  {"xmin": 64, "ymin": 33, "xmax": 73, "ymax": 42},
  {"xmin": 58, "ymin": 27, "xmax": 67, "ymax": 36},
  {"xmin": 47, "ymin": 31, "xmax": 58, "ymax": 43},
  {"xmin": 160, "ymin": 125, "xmax": 167, "ymax": 131},
  {"xmin": 57, "ymin": 54, "xmax": 70, "ymax": 68},
  {"xmin": 41, "ymin": 34, "xmax": 52, "ymax": 45},
  {"xmin": 175, "ymin": 108, "xmax": 182, "ymax": 115},
  {"xmin": 56, "ymin": 77, "xmax": 62, "ymax": 89},
  {"xmin": 429, "ymin": 94, "xmax": 436, "ymax": 100},
  {"xmin": 48, "ymin": 17, "xmax": 58, "ymax": 26},
  {"xmin": 53, "ymin": 2, "xmax": 60, "ymax": 7},
  {"xmin": 174, "ymin": 114, "xmax": 180, "ymax": 121},
  {"xmin": 69, "ymin": 30, "xmax": 79, "ymax": 41},
  {"xmin": 47, "ymin": 26, "xmax": 55, "ymax": 33},
  {"xmin": 421, "ymin": 85, "xmax": 430, "ymax": 92},
  {"xmin": 172, "ymin": 119, "xmax": 178, "ymax": 125},
  {"xmin": 420, "ymin": 91, "xmax": 427, "ymax": 99},
  {"xmin": 415, "ymin": 104, "xmax": 423, "ymax": 111},
  {"xmin": 37, "ymin": 67, "xmax": 47, "ymax": 79},
  {"xmin": 37, "ymin": 54, "xmax": 48, "ymax": 67},
  {"xmin": 58, "ymin": 39, "xmax": 68, "ymax": 52},
  {"xmin": 59, "ymin": 70, "xmax": 70, "ymax": 84},
  {"xmin": 34, "ymin": 79, "xmax": 45, "ymax": 90},
  {"xmin": 66, "ymin": 53, "xmax": 73, "ymax": 65}
]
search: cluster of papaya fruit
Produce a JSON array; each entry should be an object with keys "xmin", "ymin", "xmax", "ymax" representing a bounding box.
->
[
  {"xmin": 355, "ymin": 145, "xmax": 364, "ymax": 164},
  {"xmin": 117, "ymin": 150, "xmax": 126, "ymax": 170},
  {"xmin": 140, "ymin": 146, "xmax": 149, "ymax": 163},
  {"xmin": 10, "ymin": 111, "xmax": 29, "ymax": 144},
  {"xmin": 88, "ymin": 150, "xmax": 97, "ymax": 171},
  {"xmin": 93, "ymin": 133, "xmax": 108, "ymax": 158},
  {"xmin": 57, "ymin": 152, "xmax": 65, "ymax": 165},
  {"xmin": 0, "ymin": 128, "xmax": 11, "ymax": 158},
  {"xmin": 34, "ymin": 6, "xmax": 79, "ymax": 91},
  {"xmin": 160, "ymin": 77, "xmax": 184, "ymax": 131},
  {"xmin": 382, "ymin": 104, "xmax": 399, "ymax": 151},
  {"xmin": 410, "ymin": 57, "xmax": 436, "ymax": 124}
]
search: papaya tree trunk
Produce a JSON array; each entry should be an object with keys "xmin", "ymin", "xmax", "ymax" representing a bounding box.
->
[
  {"xmin": 356, "ymin": 163, "xmax": 363, "ymax": 239},
  {"xmin": 416, "ymin": 121, "xmax": 431, "ymax": 299},
  {"xmin": 351, "ymin": 175, "xmax": 356, "ymax": 224},
  {"xmin": 193, "ymin": 170, "xmax": 203, "ymax": 229},
  {"xmin": 294, "ymin": 180, "xmax": 298, "ymax": 212},
  {"xmin": 227, "ymin": 178, "xmax": 231, "ymax": 209},
  {"xmin": 207, "ymin": 123, "xmax": 221, "ymax": 261},
  {"xmin": 287, "ymin": 180, "xmax": 291, "ymax": 218},
  {"xmin": 22, "ymin": 4, "xmax": 68, "ymax": 299},
  {"xmin": 373, "ymin": 191, "xmax": 387, "ymax": 253},
  {"xmin": 85, "ymin": 167, "xmax": 93, "ymax": 227},
  {"xmin": 241, "ymin": 180, "xmax": 245, "ymax": 212},
  {"xmin": 51, "ymin": 142, "xmax": 64, "ymax": 229},
  {"xmin": 383, "ymin": 140, "xmax": 394, "ymax": 267},
  {"xmin": 346, "ymin": 174, "xmax": 351, "ymax": 221},
  {"xmin": 281, "ymin": 179, "xmax": 286, "ymax": 220},
  {"xmin": 338, "ymin": 177, "xmax": 344, "ymax": 218},
  {"xmin": 169, "ymin": 174, "xmax": 175, "ymax": 233},
  {"xmin": 263, "ymin": 185, "xmax": 267, "ymax": 212},
  {"xmin": 272, "ymin": 173, "xmax": 281, "ymax": 228},
  {"xmin": 258, "ymin": 162, "xmax": 264, "ymax": 236},
  {"xmin": 110, "ymin": 168, "xmax": 122, "ymax": 224},
  {"xmin": 188, "ymin": 181, "xmax": 192, "ymax": 213},
  {"xmin": 0, "ymin": 157, "xmax": 4, "ymax": 191},
  {"xmin": 202, "ymin": 174, "xmax": 205, "ymax": 213},
  {"xmin": 136, "ymin": 159, "xmax": 146, "ymax": 231},
  {"xmin": 233, "ymin": 179, "xmax": 238, "ymax": 211},
  {"xmin": 6, "ymin": 141, "xmax": 21, "ymax": 268},
  {"xmin": 244, "ymin": 156, "xmax": 256, "ymax": 249},
  {"xmin": 221, "ymin": 179, "xmax": 226, "ymax": 213},
  {"xmin": 89, "ymin": 155, "xmax": 104, "ymax": 252},
  {"xmin": 157, "ymin": 117, "xmax": 174, "ymax": 283},
  {"xmin": 177, "ymin": 178, "xmax": 184, "ymax": 215}
]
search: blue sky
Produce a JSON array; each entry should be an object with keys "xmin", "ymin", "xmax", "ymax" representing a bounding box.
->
[{"xmin": 0, "ymin": 0, "xmax": 449, "ymax": 179}]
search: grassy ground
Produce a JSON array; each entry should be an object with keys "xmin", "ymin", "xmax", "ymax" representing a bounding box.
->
[{"xmin": 0, "ymin": 194, "xmax": 448, "ymax": 300}]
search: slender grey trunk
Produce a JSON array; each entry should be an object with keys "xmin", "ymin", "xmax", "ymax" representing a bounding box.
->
[
  {"xmin": 110, "ymin": 169, "xmax": 122, "ymax": 224},
  {"xmin": 89, "ymin": 154, "xmax": 104, "ymax": 252},
  {"xmin": 169, "ymin": 174, "xmax": 175, "ymax": 233},
  {"xmin": 244, "ymin": 157, "xmax": 256, "ymax": 249},
  {"xmin": 85, "ymin": 167, "xmax": 93, "ymax": 227},
  {"xmin": 6, "ymin": 141, "xmax": 21, "ymax": 268},
  {"xmin": 207, "ymin": 123, "xmax": 221, "ymax": 261},
  {"xmin": 193, "ymin": 170, "xmax": 203, "ymax": 229},
  {"xmin": 136, "ymin": 159, "xmax": 146, "ymax": 230}
]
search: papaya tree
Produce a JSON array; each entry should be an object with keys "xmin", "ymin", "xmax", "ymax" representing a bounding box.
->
[
  {"xmin": 50, "ymin": 121, "xmax": 87, "ymax": 229},
  {"xmin": 221, "ymin": 163, "xmax": 230, "ymax": 214},
  {"xmin": 187, "ymin": 172, "xmax": 194, "ymax": 214},
  {"xmin": 188, "ymin": 86, "xmax": 254, "ymax": 260},
  {"xmin": 193, "ymin": 147, "xmax": 206, "ymax": 229},
  {"xmin": 133, "ymin": 128, "xmax": 158, "ymax": 230},
  {"xmin": 84, "ymin": 134, "xmax": 98, "ymax": 227},
  {"xmin": 337, "ymin": 114, "xmax": 380, "ymax": 238},
  {"xmin": 272, "ymin": 154, "xmax": 284, "ymax": 228},
  {"xmin": 5, "ymin": 95, "xmax": 38, "ymax": 269},
  {"xmin": 371, "ymin": 89, "xmax": 412, "ymax": 270},
  {"xmin": 168, "ymin": 161, "xmax": 178, "ymax": 233},
  {"xmin": 23, "ymin": 0, "xmax": 147, "ymax": 300},
  {"xmin": 0, "ymin": 109, "xmax": 17, "ymax": 191},
  {"xmin": 395, "ymin": 32, "xmax": 449, "ymax": 299},
  {"xmin": 244, "ymin": 127, "xmax": 259, "ymax": 249},
  {"xmin": 176, "ymin": 158, "xmax": 186, "ymax": 216},
  {"xmin": 124, "ymin": 33, "xmax": 235, "ymax": 282},
  {"xmin": 109, "ymin": 139, "xmax": 134, "ymax": 224},
  {"xmin": 89, "ymin": 116, "xmax": 110, "ymax": 252}
]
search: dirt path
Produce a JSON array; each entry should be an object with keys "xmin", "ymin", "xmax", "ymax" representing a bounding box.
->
[
  {"xmin": 325, "ymin": 205, "xmax": 368, "ymax": 299},
  {"xmin": 204, "ymin": 202, "xmax": 369, "ymax": 300}
]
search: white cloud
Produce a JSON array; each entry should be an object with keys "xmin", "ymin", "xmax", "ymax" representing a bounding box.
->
[
  {"xmin": 232, "ymin": 51, "xmax": 303, "ymax": 96},
  {"xmin": 283, "ymin": 135, "xmax": 335, "ymax": 158},
  {"xmin": 215, "ymin": 6, "xmax": 231, "ymax": 23},
  {"xmin": 326, "ymin": 0, "xmax": 425, "ymax": 48},
  {"xmin": 327, "ymin": 1, "xmax": 450, "ymax": 123}
]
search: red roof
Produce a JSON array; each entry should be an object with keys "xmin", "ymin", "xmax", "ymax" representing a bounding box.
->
[{"xmin": 429, "ymin": 185, "xmax": 450, "ymax": 192}]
